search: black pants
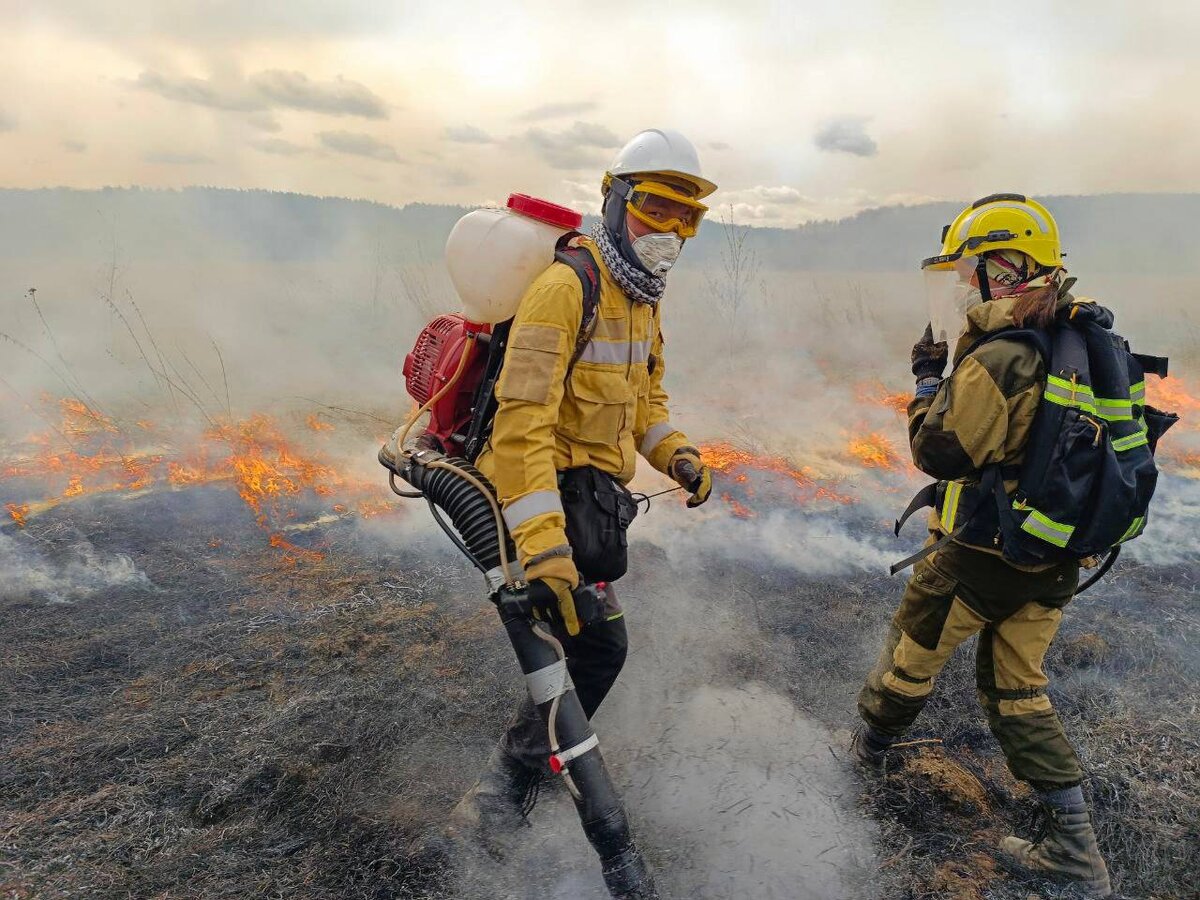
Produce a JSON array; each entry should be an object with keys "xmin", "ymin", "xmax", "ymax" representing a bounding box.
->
[{"xmin": 500, "ymin": 588, "xmax": 628, "ymax": 773}]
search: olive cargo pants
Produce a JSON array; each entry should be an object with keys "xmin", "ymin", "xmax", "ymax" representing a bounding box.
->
[{"xmin": 858, "ymin": 540, "xmax": 1084, "ymax": 787}]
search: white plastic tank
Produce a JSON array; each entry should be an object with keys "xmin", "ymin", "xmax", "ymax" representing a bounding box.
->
[{"xmin": 445, "ymin": 193, "xmax": 584, "ymax": 324}]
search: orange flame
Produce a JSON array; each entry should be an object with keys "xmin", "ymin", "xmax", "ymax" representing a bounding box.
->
[
  {"xmin": 306, "ymin": 414, "xmax": 335, "ymax": 432},
  {"xmin": 855, "ymin": 381, "xmax": 911, "ymax": 416},
  {"xmin": 0, "ymin": 399, "xmax": 398, "ymax": 555},
  {"xmin": 846, "ymin": 432, "xmax": 903, "ymax": 469},
  {"xmin": 6, "ymin": 503, "xmax": 29, "ymax": 527},
  {"xmin": 1147, "ymin": 375, "xmax": 1200, "ymax": 428},
  {"xmin": 700, "ymin": 441, "xmax": 854, "ymax": 513}
]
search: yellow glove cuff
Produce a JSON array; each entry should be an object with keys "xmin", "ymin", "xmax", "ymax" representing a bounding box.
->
[{"xmin": 524, "ymin": 554, "xmax": 580, "ymax": 589}]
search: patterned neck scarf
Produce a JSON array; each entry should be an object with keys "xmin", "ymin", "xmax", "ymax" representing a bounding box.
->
[
  {"xmin": 984, "ymin": 249, "xmax": 1060, "ymax": 296},
  {"xmin": 589, "ymin": 222, "xmax": 666, "ymax": 308}
]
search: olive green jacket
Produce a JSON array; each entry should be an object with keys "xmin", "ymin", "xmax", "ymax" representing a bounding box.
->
[{"xmin": 907, "ymin": 292, "xmax": 1074, "ymax": 556}]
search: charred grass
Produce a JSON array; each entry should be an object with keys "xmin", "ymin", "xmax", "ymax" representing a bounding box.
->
[
  {"xmin": 3, "ymin": 491, "xmax": 1198, "ymax": 899},
  {"xmin": 732, "ymin": 552, "xmax": 1200, "ymax": 900},
  {"xmin": 0, "ymin": 490, "xmax": 517, "ymax": 899}
]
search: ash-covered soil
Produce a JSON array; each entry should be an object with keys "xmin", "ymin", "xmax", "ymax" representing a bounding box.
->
[{"xmin": 2, "ymin": 487, "xmax": 1197, "ymax": 899}]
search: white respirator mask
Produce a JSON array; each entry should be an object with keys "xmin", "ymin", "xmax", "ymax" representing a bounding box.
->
[{"xmin": 631, "ymin": 232, "xmax": 684, "ymax": 277}]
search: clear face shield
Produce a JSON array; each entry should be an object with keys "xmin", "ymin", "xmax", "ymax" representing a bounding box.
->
[{"xmin": 922, "ymin": 254, "xmax": 982, "ymax": 344}]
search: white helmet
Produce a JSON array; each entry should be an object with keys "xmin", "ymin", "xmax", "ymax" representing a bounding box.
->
[{"xmin": 606, "ymin": 128, "xmax": 717, "ymax": 199}]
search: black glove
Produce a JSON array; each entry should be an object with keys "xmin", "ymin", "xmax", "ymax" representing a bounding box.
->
[
  {"xmin": 911, "ymin": 324, "xmax": 949, "ymax": 382},
  {"xmin": 528, "ymin": 578, "xmax": 606, "ymax": 636}
]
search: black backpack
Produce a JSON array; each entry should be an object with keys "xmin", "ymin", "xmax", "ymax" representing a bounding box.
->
[
  {"xmin": 894, "ymin": 301, "xmax": 1179, "ymax": 584},
  {"xmin": 460, "ymin": 235, "xmax": 601, "ymax": 463}
]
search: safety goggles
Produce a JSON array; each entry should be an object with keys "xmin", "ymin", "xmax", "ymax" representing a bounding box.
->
[{"xmin": 624, "ymin": 180, "xmax": 709, "ymax": 239}]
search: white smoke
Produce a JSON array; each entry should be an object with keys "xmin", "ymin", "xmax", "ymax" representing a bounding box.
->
[
  {"xmin": 1, "ymin": 530, "xmax": 152, "ymax": 604},
  {"xmin": 1124, "ymin": 474, "xmax": 1200, "ymax": 566}
]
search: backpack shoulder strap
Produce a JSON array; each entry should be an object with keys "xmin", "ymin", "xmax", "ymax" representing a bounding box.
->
[
  {"xmin": 960, "ymin": 326, "xmax": 1053, "ymax": 368},
  {"xmin": 552, "ymin": 237, "xmax": 602, "ymax": 375}
]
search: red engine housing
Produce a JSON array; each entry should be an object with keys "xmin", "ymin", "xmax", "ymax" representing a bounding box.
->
[{"xmin": 402, "ymin": 314, "xmax": 490, "ymax": 456}]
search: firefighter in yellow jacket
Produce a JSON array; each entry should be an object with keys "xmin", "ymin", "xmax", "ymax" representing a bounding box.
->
[
  {"xmin": 447, "ymin": 129, "xmax": 715, "ymax": 847},
  {"xmin": 854, "ymin": 195, "xmax": 1111, "ymax": 897}
]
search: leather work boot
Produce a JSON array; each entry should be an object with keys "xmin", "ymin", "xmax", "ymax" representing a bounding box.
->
[
  {"xmin": 1000, "ymin": 794, "xmax": 1113, "ymax": 898},
  {"xmin": 441, "ymin": 743, "xmax": 544, "ymax": 860},
  {"xmin": 849, "ymin": 724, "xmax": 893, "ymax": 772}
]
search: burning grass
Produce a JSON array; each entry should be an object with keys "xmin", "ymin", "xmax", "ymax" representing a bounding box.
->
[
  {"xmin": 699, "ymin": 440, "xmax": 856, "ymax": 516},
  {"xmin": 0, "ymin": 398, "xmax": 399, "ymax": 562},
  {"xmin": 2, "ymin": 384, "xmax": 1197, "ymax": 898}
]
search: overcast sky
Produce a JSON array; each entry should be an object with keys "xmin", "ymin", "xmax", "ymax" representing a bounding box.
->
[{"xmin": 3, "ymin": 1, "xmax": 1197, "ymax": 226}]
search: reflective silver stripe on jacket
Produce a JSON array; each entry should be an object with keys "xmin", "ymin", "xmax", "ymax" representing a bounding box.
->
[
  {"xmin": 503, "ymin": 490, "xmax": 564, "ymax": 531},
  {"xmin": 639, "ymin": 421, "xmax": 677, "ymax": 457},
  {"xmin": 579, "ymin": 339, "xmax": 652, "ymax": 366}
]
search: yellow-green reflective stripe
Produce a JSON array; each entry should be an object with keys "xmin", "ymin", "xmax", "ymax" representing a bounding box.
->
[
  {"xmin": 940, "ymin": 481, "xmax": 962, "ymax": 532},
  {"xmin": 1020, "ymin": 508, "xmax": 1074, "ymax": 548},
  {"xmin": 1112, "ymin": 430, "xmax": 1149, "ymax": 452},
  {"xmin": 1044, "ymin": 377, "xmax": 1098, "ymax": 414},
  {"xmin": 1119, "ymin": 515, "xmax": 1145, "ymax": 543},
  {"xmin": 1046, "ymin": 375, "xmax": 1095, "ymax": 400},
  {"xmin": 1043, "ymin": 391, "xmax": 1098, "ymax": 415},
  {"xmin": 1130, "ymin": 381, "xmax": 1146, "ymax": 404},
  {"xmin": 1095, "ymin": 397, "xmax": 1133, "ymax": 422}
]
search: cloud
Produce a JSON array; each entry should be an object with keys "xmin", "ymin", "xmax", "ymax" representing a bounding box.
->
[
  {"xmin": 559, "ymin": 179, "xmax": 603, "ymax": 215},
  {"xmin": 525, "ymin": 121, "xmax": 620, "ymax": 170},
  {"xmin": 250, "ymin": 138, "xmax": 308, "ymax": 156},
  {"xmin": 710, "ymin": 185, "xmax": 824, "ymax": 226},
  {"xmin": 135, "ymin": 70, "xmax": 260, "ymax": 111},
  {"xmin": 62, "ymin": 139, "xmax": 87, "ymax": 153},
  {"xmin": 0, "ymin": 110, "xmax": 16, "ymax": 132},
  {"xmin": 709, "ymin": 141, "xmax": 731, "ymax": 151},
  {"xmin": 517, "ymin": 101, "xmax": 599, "ymax": 122},
  {"xmin": 143, "ymin": 150, "xmax": 213, "ymax": 165},
  {"xmin": 248, "ymin": 70, "xmax": 388, "ymax": 119},
  {"xmin": 814, "ymin": 117, "xmax": 878, "ymax": 157},
  {"xmin": 245, "ymin": 113, "xmax": 281, "ymax": 133},
  {"xmin": 444, "ymin": 124, "xmax": 494, "ymax": 144},
  {"xmin": 440, "ymin": 168, "xmax": 476, "ymax": 187},
  {"xmin": 135, "ymin": 69, "xmax": 387, "ymax": 119},
  {"xmin": 317, "ymin": 130, "xmax": 400, "ymax": 161}
]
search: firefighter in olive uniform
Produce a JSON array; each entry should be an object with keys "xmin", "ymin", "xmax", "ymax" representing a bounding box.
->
[
  {"xmin": 854, "ymin": 196, "xmax": 1112, "ymax": 897},
  {"xmin": 446, "ymin": 129, "xmax": 715, "ymax": 851}
]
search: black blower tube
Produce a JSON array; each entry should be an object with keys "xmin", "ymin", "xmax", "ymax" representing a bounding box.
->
[
  {"xmin": 388, "ymin": 449, "xmax": 659, "ymax": 900},
  {"xmin": 493, "ymin": 591, "xmax": 658, "ymax": 900},
  {"xmin": 390, "ymin": 450, "xmax": 516, "ymax": 574}
]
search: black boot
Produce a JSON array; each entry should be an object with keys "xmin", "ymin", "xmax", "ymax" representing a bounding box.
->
[
  {"xmin": 1000, "ymin": 785, "xmax": 1112, "ymax": 898},
  {"xmin": 441, "ymin": 743, "xmax": 544, "ymax": 859},
  {"xmin": 849, "ymin": 724, "xmax": 895, "ymax": 771}
]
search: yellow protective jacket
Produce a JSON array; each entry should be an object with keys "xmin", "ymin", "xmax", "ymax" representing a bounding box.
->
[{"xmin": 475, "ymin": 237, "xmax": 692, "ymax": 575}]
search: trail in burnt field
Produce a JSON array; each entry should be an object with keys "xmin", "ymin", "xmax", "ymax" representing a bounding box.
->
[{"xmin": 3, "ymin": 460, "xmax": 1198, "ymax": 899}]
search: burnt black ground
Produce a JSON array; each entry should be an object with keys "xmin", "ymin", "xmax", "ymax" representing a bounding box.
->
[{"xmin": 2, "ymin": 485, "xmax": 1198, "ymax": 899}]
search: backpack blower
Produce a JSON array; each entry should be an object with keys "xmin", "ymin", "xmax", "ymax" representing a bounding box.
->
[{"xmin": 379, "ymin": 195, "xmax": 660, "ymax": 900}]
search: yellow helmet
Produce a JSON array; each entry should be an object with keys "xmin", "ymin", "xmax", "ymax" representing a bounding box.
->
[{"xmin": 922, "ymin": 193, "xmax": 1062, "ymax": 272}]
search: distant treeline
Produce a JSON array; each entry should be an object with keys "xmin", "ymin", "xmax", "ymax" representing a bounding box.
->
[{"xmin": 2, "ymin": 186, "xmax": 1197, "ymax": 275}]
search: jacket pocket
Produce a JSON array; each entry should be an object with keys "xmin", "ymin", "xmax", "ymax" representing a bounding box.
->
[
  {"xmin": 496, "ymin": 324, "xmax": 564, "ymax": 404},
  {"xmin": 894, "ymin": 558, "xmax": 960, "ymax": 651},
  {"xmin": 563, "ymin": 369, "xmax": 631, "ymax": 446}
]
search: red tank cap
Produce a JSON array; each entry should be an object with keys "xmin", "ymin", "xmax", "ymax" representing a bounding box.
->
[{"xmin": 507, "ymin": 193, "xmax": 582, "ymax": 231}]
